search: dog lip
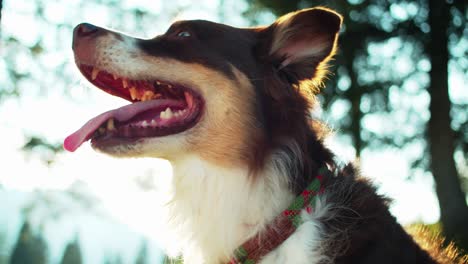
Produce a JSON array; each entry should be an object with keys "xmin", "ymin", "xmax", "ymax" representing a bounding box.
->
[
  {"xmin": 64, "ymin": 99, "xmax": 187, "ymax": 152},
  {"xmin": 77, "ymin": 64, "xmax": 134, "ymax": 102},
  {"xmin": 77, "ymin": 64, "xmax": 201, "ymax": 103}
]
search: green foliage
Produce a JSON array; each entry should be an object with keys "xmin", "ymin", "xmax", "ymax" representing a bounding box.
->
[
  {"xmin": 60, "ymin": 238, "xmax": 83, "ymax": 264},
  {"xmin": 135, "ymin": 239, "xmax": 149, "ymax": 264},
  {"xmin": 0, "ymin": 230, "xmax": 7, "ymax": 264},
  {"xmin": 21, "ymin": 136, "xmax": 64, "ymax": 165},
  {"xmin": 9, "ymin": 221, "xmax": 48, "ymax": 264},
  {"xmin": 163, "ymin": 256, "xmax": 184, "ymax": 264},
  {"xmin": 104, "ymin": 255, "xmax": 124, "ymax": 264}
]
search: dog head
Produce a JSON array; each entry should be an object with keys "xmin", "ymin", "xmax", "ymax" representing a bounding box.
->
[{"xmin": 64, "ymin": 7, "xmax": 342, "ymax": 171}]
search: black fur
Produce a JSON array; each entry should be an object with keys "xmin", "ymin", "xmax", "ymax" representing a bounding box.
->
[{"xmin": 321, "ymin": 165, "xmax": 437, "ymax": 263}]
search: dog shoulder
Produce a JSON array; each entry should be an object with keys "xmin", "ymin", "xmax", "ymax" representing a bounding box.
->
[{"xmin": 316, "ymin": 164, "xmax": 441, "ymax": 263}]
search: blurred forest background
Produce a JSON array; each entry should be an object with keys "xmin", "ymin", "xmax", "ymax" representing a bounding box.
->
[{"xmin": 0, "ymin": 0, "xmax": 466, "ymax": 263}]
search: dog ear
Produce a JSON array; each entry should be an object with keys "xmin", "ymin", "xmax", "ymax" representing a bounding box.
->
[{"xmin": 264, "ymin": 7, "xmax": 342, "ymax": 81}]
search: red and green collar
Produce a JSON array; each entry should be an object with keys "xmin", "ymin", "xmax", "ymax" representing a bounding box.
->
[{"xmin": 228, "ymin": 167, "xmax": 330, "ymax": 264}]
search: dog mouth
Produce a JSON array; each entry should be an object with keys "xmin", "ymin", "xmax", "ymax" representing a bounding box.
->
[{"xmin": 63, "ymin": 64, "xmax": 204, "ymax": 152}]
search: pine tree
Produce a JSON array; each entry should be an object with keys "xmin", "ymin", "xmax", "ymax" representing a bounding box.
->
[
  {"xmin": 0, "ymin": 230, "xmax": 7, "ymax": 264},
  {"xmin": 135, "ymin": 239, "xmax": 149, "ymax": 264},
  {"xmin": 10, "ymin": 221, "xmax": 47, "ymax": 264},
  {"xmin": 60, "ymin": 237, "xmax": 83, "ymax": 264}
]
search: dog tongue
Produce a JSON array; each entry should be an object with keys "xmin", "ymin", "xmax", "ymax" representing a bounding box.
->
[{"xmin": 64, "ymin": 99, "xmax": 184, "ymax": 152}]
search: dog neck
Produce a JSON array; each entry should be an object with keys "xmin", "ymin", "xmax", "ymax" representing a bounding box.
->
[{"xmin": 163, "ymin": 154, "xmax": 296, "ymax": 263}]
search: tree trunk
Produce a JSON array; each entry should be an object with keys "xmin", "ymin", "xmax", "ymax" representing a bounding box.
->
[
  {"xmin": 427, "ymin": 0, "xmax": 468, "ymax": 247},
  {"xmin": 342, "ymin": 44, "xmax": 363, "ymax": 158},
  {"xmin": 348, "ymin": 75, "xmax": 363, "ymax": 157}
]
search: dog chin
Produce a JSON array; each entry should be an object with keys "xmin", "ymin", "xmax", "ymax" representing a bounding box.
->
[{"xmin": 92, "ymin": 134, "xmax": 189, "ymax": 160}]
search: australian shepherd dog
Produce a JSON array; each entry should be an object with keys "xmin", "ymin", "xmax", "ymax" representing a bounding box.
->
[{"xmin": 64, "ymin": 7, "xmax": 455, "ymax": 264}]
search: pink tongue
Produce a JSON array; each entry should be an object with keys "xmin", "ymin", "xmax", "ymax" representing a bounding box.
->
[{"xmin": 64, "ymin": 99, "xmax": 184, "ymax": 152}]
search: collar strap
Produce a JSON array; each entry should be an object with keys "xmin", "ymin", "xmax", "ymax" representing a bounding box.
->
[{"xmin": 228, "ymin": 167, "xmax": 330, "ymax": 264}]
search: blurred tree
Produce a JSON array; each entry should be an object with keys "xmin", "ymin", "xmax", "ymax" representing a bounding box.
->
[
  {"xmin": 21, "ymin": 182, "xmax": 101, "ymax": 224},
  {"xmin": 135, "ymin": 239, "xmax": 149, "ymax": 264},
  {"xmin": 60, "ymin": 237, "xmax": 83, "ymax": 264},
  {"xmin": 104, "ymin": 255, "xmax": 123, "ymax": 264},
  {"xmin": 22, "ymin": 136, "xmax": 64, "ymax": 165},
  {"xmin": 0, "ymin": 230, "xmax": 7, "ymax": 264},
  {"xmin": 245, "ymin": 0, "xmax": 468, "ymax": 248},
  {"xmin": 427, "ymin": 0, "xmax": 468, "ymax": 248},
  {"xmin": 163, "ymin": 256, "xmax": 183, "ymax": 264},
  {"xmin": 9, "ymin": 221, "xmax": 47, "ymax": 264}
]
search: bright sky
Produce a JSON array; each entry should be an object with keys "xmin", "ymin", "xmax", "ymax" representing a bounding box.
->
[{"xmin": 3, "ymin": 0, "xmax": 465, "ymax": 262}]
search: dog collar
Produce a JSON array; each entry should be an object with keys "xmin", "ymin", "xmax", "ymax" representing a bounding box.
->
[{"xmin": 228, "ymin": 167, "xmax": 329, "ymax": 264}]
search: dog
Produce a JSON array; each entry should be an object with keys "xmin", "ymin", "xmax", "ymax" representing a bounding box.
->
[{"xmin": 64, "ymin": 7, "xmax": 453, "ymax": 264}]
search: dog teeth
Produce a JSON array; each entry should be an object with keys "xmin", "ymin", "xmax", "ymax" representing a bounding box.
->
[
  {"xmin": 160, "ymin": 107, "xmax": 173, "ymax": 120},
  {"xmin": 151, "ymin": 120, "xmax": 157, "ymax": 126},
  {"xmin": 141, "ymin": 120, "xmax": 148, "ymax": 127},
  {"xmin": 174, "ymin": 109, "xmax": 186, "ymax": 117},
  {"xmin": 106, "ymin": 118, "xmax": 115, "ymax": 131},
  {"xmin": 91, "ymin": 68, "xmax": 100, "ymax": 80},
  {"xmin": 122, "ymin": 79, "xmax": 129, "ymax": 89},
  {"xmin": 142, "ymin": 90, "xmax": 154, "ymax": 101},
  {"xmin": 160, "ymin": 108, "xmax": 186, "ymax": 120},
  {"xmin": 165, "ymin": 108, "xmax": 173, "ymax": 118},
  {"xmin": 154, "ymin": 81, "xmax": 174, "ymax": 88},
  {"xmin": 112, "ymin": 74, "xmax": 118, "ymax": 80},
  {"xmin": 129, "ymin": 87, "xmax": 138, "ymax": 100}
]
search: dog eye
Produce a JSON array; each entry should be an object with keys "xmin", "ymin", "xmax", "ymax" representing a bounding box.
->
[{"xmin": 177, "ymin": 31, "xmax": 191, "ymax": 38}]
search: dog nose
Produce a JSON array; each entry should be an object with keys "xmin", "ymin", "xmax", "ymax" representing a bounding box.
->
[
  {"xmin": 73, "ymin": 23, "xmax": 101, "ymax": 50},
  {"xmin": 75, "ymin": 23, "xmax": 99, "ymax": 37}
]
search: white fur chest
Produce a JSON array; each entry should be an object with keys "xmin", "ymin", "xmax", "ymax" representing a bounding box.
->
[
  {"xmin": 160, "ymin": 155, "xmax": 328, "ymax": 264},
  {"xmin": 259, "ymin": 207, "xmax": 329, "ymax": 264}
]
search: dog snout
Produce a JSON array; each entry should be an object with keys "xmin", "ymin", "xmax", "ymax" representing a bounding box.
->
[{"xmin": 72, "ymin": 23, "xmax": 104, "ymax": 50}]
